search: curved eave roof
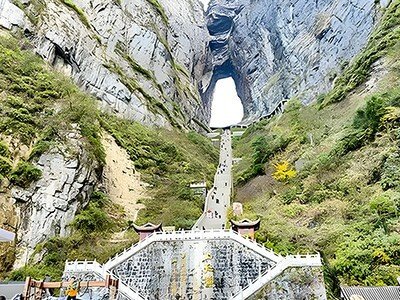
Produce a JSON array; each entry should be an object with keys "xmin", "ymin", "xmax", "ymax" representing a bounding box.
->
[
  {"xmin": 230, "ymin": 219, "xmax": 261, "ymax": 228},
  {"xmin": 132, "ymin": 223, "xmax": 162, "ymax": 232}
]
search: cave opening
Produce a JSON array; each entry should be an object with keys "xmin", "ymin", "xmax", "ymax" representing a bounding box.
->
[{"xmin": 209, "ymin": 75, "xmax": 244, "ymax": 128}]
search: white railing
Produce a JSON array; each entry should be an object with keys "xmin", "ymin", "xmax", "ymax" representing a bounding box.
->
[
  {"xmin": 64, "ymin": 261, "xmax": 146, "ymax": 299},
  {"xmin": 107, "ymin": 272, "xmax": 146, "ymax": 300},
  {"xmin": 230, "ymin": 254, "xmax": 322, "ymax": 300},
  {"xmin": 64, "ymin": 232, "xmax": 321, "ymax": 300},
  {"xmin": 65, "ymin": 260, "xmax": 104, "ymax": 276},
  {"xmin": 104, "ymin": 229, "xmax": 282, "ymax": 272}
]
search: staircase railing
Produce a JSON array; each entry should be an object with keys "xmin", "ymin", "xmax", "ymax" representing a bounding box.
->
[
  {"xmin": 229, "ymin": 254, "xmax": 322, "ymax": 300},
  {"xmin": 64, "ymin": 231, "xmax": 320, "ymax": 300},
  {"xmin": 65, "ymin": 260, "xmax": 104, "ymax": 276},
  {"xmin": 108, "ymin": 273, "xmax": 146, "ymax": 300}
]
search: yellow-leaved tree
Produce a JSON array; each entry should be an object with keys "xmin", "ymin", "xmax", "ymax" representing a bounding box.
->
[{"xmin": 272, "ymin": 161, "xmax": 297, "ymax": 182}]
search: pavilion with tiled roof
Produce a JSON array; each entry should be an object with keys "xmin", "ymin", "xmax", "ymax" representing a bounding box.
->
[{"xmin": 132, "ymin": 222, "xmax": 162, "ymax": 241}]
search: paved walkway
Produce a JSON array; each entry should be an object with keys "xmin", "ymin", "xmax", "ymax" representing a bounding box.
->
[
  {"xmin": 193, "ymin": 129, "xmax": 232, "ymax": 230},
  {"xmin": 0, "ymin": 282, "xmax": 24, "ymax": 299}
]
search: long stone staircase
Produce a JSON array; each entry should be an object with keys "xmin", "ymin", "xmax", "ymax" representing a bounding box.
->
[
  {"xmin": 64, "ymin": 129, "xmax": 325, "ymax": 299},
  {"xmin": 193, "ymin": 129, "xmax": 233, "ymax": 230}
]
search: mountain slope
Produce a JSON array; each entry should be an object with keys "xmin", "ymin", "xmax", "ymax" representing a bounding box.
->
[
  {"xmin": 4, "ymin": 0, "xmax": 209, "ymax": 129},
  {"xmin": 0, "ymin": 34, "xmax": 218, "ymax": 278},
  {"xmin": 232, "ymin": 4, "xmax": 400, "ymax": 296}
]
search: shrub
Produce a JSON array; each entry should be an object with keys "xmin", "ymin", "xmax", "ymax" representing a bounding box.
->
[
  {"xmin": 9, "ymin": 161, "xmax": 42, "ymax": 187},
  {"xmin": 369, "ymin": 191, "xmax": 398, "ymax": 233},
  {"xmin": 0, "ymin": 157, "xmax": 12, "ymax": 177},
  {"xmin": 353, "ymin": 95, "xmax": 386, "ymax": 133},
  {"xmin": 272, "ymin": 161, "xmax": 297, "ymax": 182},
  {"xmin": 381, "ymin": 152, "xmax": 400, "ymax": 190},
  {"xmin": 71, "ymin": 203, "xmax": 111, "ymax": 233},
  {"xmin": 90, "ymin": 190, "xmax": 111, "ymax": 208},
  {"xmin": 281, "ymin": 186, "xmax": 300, "ymax": 204},
  {"xmin": 0, "ymin": 141, "xmax": 10, "ymax": 157},
  {"xmin": 332, "ymin": 94, "xmax": 391, "ymax": 156}
]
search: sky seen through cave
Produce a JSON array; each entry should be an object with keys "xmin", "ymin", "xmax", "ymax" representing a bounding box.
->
[
  {"xmin": 209, "ymin": 77, "xmax": 244, "ymax": 128},
  {"xmin": 199, "ymin": 0, "xmax": 243, "ymax": 128}
]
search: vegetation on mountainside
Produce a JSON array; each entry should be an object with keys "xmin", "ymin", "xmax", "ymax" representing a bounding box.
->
[
  {"xmin": 8, "ymin": 191, "xmax": 133, "ymax": 281},
  {"xmin": 0, "ymin": 35, "xmax": 218, "ymax": 280},
  {"xmin": 59, "ymin": 0, "xmax": 91, "ymax": 29},
  {"xmin": 322, "ymin": 0, "xmax": 400, "ymax": 105},
  {"xmin": 234, "ymin": 90, "xmax": 400, "ymax": 297},
  {"xmin": 0, "ymin": 36, "xmax": 105, "ymax": 188},
  {"xmin": 233, "ymin": 20, "xmax": 400, "ymax": 298},
  {"xmin": 101, "ymin": 116, "xmax": 218, "ymax": 229},
  {"xmin": 146, "ymin": 0, "xmax": 168, "ymax": 25}
]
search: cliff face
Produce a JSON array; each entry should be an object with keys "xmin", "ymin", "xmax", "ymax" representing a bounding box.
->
[
  {"xmin": 202, "ymin": 0, "xmax": 388, "ymax": 124},
  {"xmin": 3, "ymin": 0, "xmax": 389, "ymax": 127},
  {"xmin": 3, "ymin": 0, "xmax": 209, "ymax": 129},
  {"xmin": 11, "ymin": 130, "xmax": 98, "ymax": 268}
]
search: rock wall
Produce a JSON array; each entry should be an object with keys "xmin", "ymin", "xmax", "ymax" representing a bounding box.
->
[
  {"xmin": 110, "ymin": 239, "xmax": 276, "ymax": 300},
  {"xmin": 203, "ymin": 0, "xmax": 389, "ymax": 124},
  {"xmin": 249, "ymin": 266, "xmax": 327, "ymax": 300},
  {"xmin": 1, "ymin": 0, "xmax": 210, "ymax": 129},
  {"xmin": 11, "ymin": 130, "xmax": 98, "ymax": 268},
  {"xmin": 2, "ymin": 0, "xmax": 390, "ymax": 127}
]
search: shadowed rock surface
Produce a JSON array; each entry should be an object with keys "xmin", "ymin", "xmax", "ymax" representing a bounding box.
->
[
  {"xmin": 2, "ymin": 0, "xmax": 210, "ymax": 129},
  {"xmin": 202, "ymin": 0, "xmax": 388, "ymax": 124}
]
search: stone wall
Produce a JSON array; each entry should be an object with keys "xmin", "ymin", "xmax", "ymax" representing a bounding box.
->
[
  {"xmin": 110, "ymin": 238, "xmax": 276, "ymax": 300},
  {"xmin": 249, "ymin": 266, "xmax": 327, "ymax": 300}
]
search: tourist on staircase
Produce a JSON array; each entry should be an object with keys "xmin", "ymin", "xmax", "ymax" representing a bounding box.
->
[{"xmin": 65, "ymin": 276, "xmax": 79, "ymax": 300}]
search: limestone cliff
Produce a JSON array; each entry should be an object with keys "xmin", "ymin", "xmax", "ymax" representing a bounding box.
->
[
  {"xmin": 10, "ymin": 129, "xmax": 98, "ymax": 267},
  {"xmin": 2, "ymin": 0, "xmax": 209, "ymax": 129},
  {"xmin": 202, "ymin": 0, "xmax": 389, "ymax": 124}
]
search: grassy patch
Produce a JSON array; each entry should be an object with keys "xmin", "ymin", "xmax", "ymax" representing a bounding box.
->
[
  {"xmin": 146, "ymin": 0, "xmax": 168, "ymax": 25},
  {"xmin": 9, "ymin": 161, "xmax": 42, "ymax": 188},
  {"xmin": 101, "ymin": 115, "xmax": 218, "ymax": 229},
  {"xmin": 59, "ymin": 0, "xmax": 91, "ymax": 29}
]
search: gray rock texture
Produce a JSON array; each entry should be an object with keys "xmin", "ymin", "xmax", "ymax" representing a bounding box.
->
[
  {"xmin": 5, "ymin": 0, "xmax": 210, "ymax": 129},
  {"xmin": 11, "ymin": 130, "xmax": 98, "ymax": 268},
  {"xmin": 2, "ymin": 0, "xmax": 388, "ymax": 127},
  {"xmin": 203, "ymin": 0, "xmax": 384, "ymax": 124},
  {"xmin": 0, "ymin": 0, "xmax": 25, "ymax": 30},
  {"xmin": 250, "ymin": 266, "xmax": 327, "ymax": 300}
]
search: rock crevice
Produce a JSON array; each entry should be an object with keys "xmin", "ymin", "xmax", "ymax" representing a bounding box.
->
[{"xmin": 203, "ymin": 0, "xmax": 384, "ymax": 124}]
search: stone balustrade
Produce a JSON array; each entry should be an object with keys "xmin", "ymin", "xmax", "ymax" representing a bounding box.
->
[{"xmin": 64, "ymin": 230, "xmax": 321, "ymax": 300}]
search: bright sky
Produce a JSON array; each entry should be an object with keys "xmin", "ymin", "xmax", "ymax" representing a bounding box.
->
[{"xmin": 209, "ymin": 77, "xmax": 244, "ymax": 128}]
